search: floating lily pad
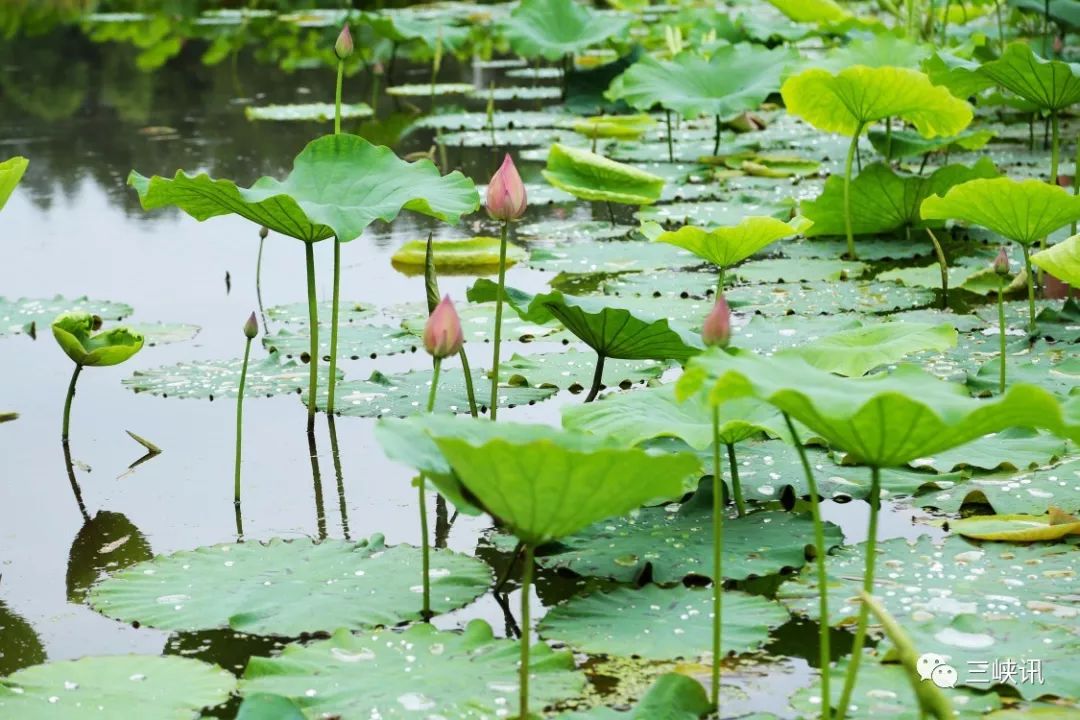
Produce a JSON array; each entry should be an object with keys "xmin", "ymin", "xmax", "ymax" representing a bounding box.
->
[
  {"xmin": 733, "ymin": 257, "xmax": 866, "ymax": 283},
  {"xmin": 475, "ymin": 85, "xmax": 563, "ymax": 101},
  {"xmin": 391, "ymin": 236, "xmax": 527, "ymax": 273},
  {"xmin": 123, "ymin": 351, "xmax": 342, "ymax": 400},
  {"xmin": 263, "ymin": 325, "xmax": 417, "ymax": 360},
  {"xmin": 539, "ymin": 584, "xmax": 789, "ymax": 660},
  {"xmin": 0, "ymin": 296, "xmax": 133, "ymax": 337},
  {"xmin": 951, "ymin": 513, "xmax": 1080, "ymax": 542},
  {"xmin": 125, "ymin": 322, "xmax": 200, "ymax": 347},
  {"xmin": 543, "ymin": 144, "xmax": 665, "ymax": 205},
  {"xmin": 554, "ymin": 673, "xmax": 711, "ymax": 720},
  {"xmin": 636, "ymin": 198, "xmax": 790, "ymax": 227},
  {"xmin": 968, "ymin": 351, "xmax": 1080, "ymax": 399},
  {"xmin": 915, "ymin": 457, "xmax": 1080, "ymax": 515},
  {"xmin": 725, "ymin": 281, "xmax": 936, "ymax": 317},
  {"xmin": 516, "ymin": 220, "xmax": 631, "ymax": 244},
  {"xmin": 529, "ymin": 241, "xmax": 697, "ymax": 273},
  {"xmin": 779, "ymin": 322, "xmax": 957, "ymax": 377},
  {"xmin": 414, "ymin": 110, "xmax": 567, "ymax": 131},
  {"xmin": 240, "ymin": 620, "xmax": 586, "ymax": 718},
  {"xmin": 733, "ymin": 313, "xmax": 864, "ymax": 353},
  {"xmin": 0, "ymin": 655, "xmax": 236, "ymax": 720},
  {"xmin": 910, "ymin": 428, "xmax": 1069, "ymax": 473},
  {"xmin": 385, "ymin": 82, "xmax": 475, "ymax": 97},
  {"xmin": 499, "ymin": 350, "xmax": 666, "ymax": 391},
  {"xmin": 784, "ymin": 236, "xmax": 937, "ymax": 262},
  {"xmin": 244, "ymin": 103, "xmax": 374, "ymax": 122},
  {"xmin": 395, "ymin": 300, "xmax": 567, "ymax": 344},
  {"xmin": 88, "ymin": 536, "xmax": 490, "ymax": 634},
  {"xmin": 265, "ymin": 301, "xmax": 375, "ymax": 325}
]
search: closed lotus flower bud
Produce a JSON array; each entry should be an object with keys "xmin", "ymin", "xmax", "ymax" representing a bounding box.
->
[
  {"xmin": 486, "ymin": 154, "xmax": 527, "ymax": 222},
  {"xmin": 992, "ymin": 246, "xmax": 1010, "ymax": 276},
  {"xmin": 243, "ymin": 312, "xmax": 258, "ymax": 339},
  {"xmin": 424, "ymin": 295, "xmax": 464, "ymax": 359},
  {"xmin": 259, "ymin": 226, "xmax": 269, "ymax": 240},
  {"xmin": 703, "ymin": 295, "xmax": 731, "ymax": 348},
  {"xmin": 335, "ymin": 23, "xmax": 353, "ymax": 60}
]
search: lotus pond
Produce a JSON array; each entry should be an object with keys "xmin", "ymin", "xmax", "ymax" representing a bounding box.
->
[{"xmin": 2, "ymin": 1, "xmax": 1080, "ymax": 719}]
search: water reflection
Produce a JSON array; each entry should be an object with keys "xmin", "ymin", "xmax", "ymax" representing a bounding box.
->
[
  {"xmin": 0, "ymin": 600, "xmax": 46, "ymax": 675},
  {"xmin": 66, "ymin": 509, "xmax": 153, "ymax": 604}
]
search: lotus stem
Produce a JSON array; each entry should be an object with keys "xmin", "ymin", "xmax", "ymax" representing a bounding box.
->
[
  {"xmin": 327, "ymin": 239, "xmax": 342, "ymax": 415},
  {"xmin": 940, "ymin": 0, "xmax": 950, "ymax": 44},
  {"xmin": 906, "ymin": 0, "xmax": 917, "ymax": 36},
  {"xmin": 713, "ymin": 113, "xmax": 721, "ymax": 157},
  {"xmin": 782, "ymin": 413, "xmax": 831, "ymax": 720},
  {"xmin": 234, "ymin": 502, "xmax": 244, "ymax": 540},
  {"xmin": 458, "ymin": 347, "xmax": 479, "ymax": 418},
  {"xmin": 334, "ymin": 60, "xmax": 344, "ymax": 135},
  {"xmin": 996, "ymin": 0, "xmax": 1005, "ymax": 52},
  {"xmin": 1045, "ymin": 112, "xmax": 1060, "ymax": 282},
  {"xmin": 716, "ymin": 266, "xmax": 726, "ymax": 296},
  {"xmin": 835, "ymin": 466, "xmax": 882, "ymax": 720},
  {"xmin": 606, "ymin": 200, "xmax": 616, "ymax": 227},
  {"xmin": 234, "ymin": 334, "xmax": 253, "ymax": 507},
  {"xmin": 519, "ymin": 543, "xmax": 535, "ymax": 720},
  {"xmin": 61, "ymin": 363, "xmax": 82, "ymax": 442},
  {"xmin": 417, "ymin": 358, "xmax": 442, "ymax": 619},
  {"xmin": 256, "ymin": 232, "xmax": 267, "ymax": 334},
  {"xmin": 884, "ymin": 118, "xmax": 892, "ymax": 161},
  {"xmin": 1073, "ymin": 136, "xmax": 1079, "ymax": 235},
  {"xmin": 665, "ymin": 110, "xmax": 674, "ymax": 163},
  {"xmin": 711, "ymin": 407, "xmax": 724, "ymax": 709},
  {"xmin": 370, "ymin": 64, "xmax": 381, "ymax": 116},
  {"xmin": 304, "ymin": 242, "xmax": 319, "ymax": 434},
  {"xmin": 1043, "ymin": 0, "xmax": 1051, "ymax": 56},
  {"xmin": 997, "ymin": 276, "xmax": 1007, "ymax": 394},
  {"xmin": 307, "ymin": 428, "xmax": 327, "ymax": 540},
  {"xmin": 489, "ymin": 222, "xmax": 510, "ymax": 420},
  {"xmin": 726, "ymin": 443, "xmax": 746, "ymax": 517},
  {"xmin": 1020, "ymin": 243, "xmax": 1037, "ymax": 334},
  {"xmin": 61, "ymin": 438, "xmax": 90, "ymax": 523},
  {"xmin": 924, "ymin": 227, "xmax": 950, "ymax": 308},
  {"xmin": 843, "ymin": 125, "xmax": 864, "ymax": 260},
  {"xmin": 328, "ymin": 416, "xmax": 351, "ymax": 541},
  {"xmin": 585, "ymin": 353, "xmax": 606, "ymax": 403}
]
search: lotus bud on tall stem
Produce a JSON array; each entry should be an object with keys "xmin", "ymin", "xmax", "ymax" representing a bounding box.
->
[
  {"xmin": 326, "ymin": 26, "xmax": 351, "ymax": 418},
  {"xmin": 485, "ymin": 154, "xmax": 527, "ymax": 420},
  {"xmin": 710, "ymin": 405, "xmax": 724, "ymax": 710},
  {"xmin": 234, "ymin": 312, "xmax": 258, "ymax": 539},
  {"xmin": 994, "ymin": 246, "xmax": 1010, "ymax": 393},
  {"xmin": 703, "ymin": 295, "xmax": 731, "ymax": 349},
  {"xmin": 333, "ymin": 23, "xmax": 352, "ymax": 134}
]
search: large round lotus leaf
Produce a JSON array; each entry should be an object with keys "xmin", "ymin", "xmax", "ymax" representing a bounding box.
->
[
  {"xmin": 266, "ymin": 301, "xmax": 375, "ymax": 325},
  {"xmin": 910, "ymin": 428, "xmax": 1068, "ymax": 473},
  {"xmin": 500, "ymin": 478, "xmax": 843, "ymax": 583},
  {"xmin": 636, "ymin": 198, "xmax": 790, "ymax": 228},
  {"xmin": 244, "ymin": 102, "xmax": 373, "ymax": 122},
  {"xmin": 240, "ymin": 620, "xmax": 585, "ymax": 718},
  {"xmin": 129, "ymin": 133, "xmax": 480, "ymax": 243},
  {"xmin": 394, "ymin": 300, "xmax": 568, "ymax": 344},
  {"xmin": 572, "ymin": 114, "xmax": 655, "ymax": 140},
  {"xmin": 554, "ymin": 673, "xmax": 710, "ymax": 720},
  {"xmin": 51, "ymin": 313, "xmax": 144, "ymax": 368},
  {"xmin": 678, "ymin": 348, "xmax": 1080, "ymax": 467},
  {"xmin": 0, "ymin": 601, "xmax": 44, "ymax": 676},
  {"xmin": 778, "ymin": 322, "xmax": 957, "ymax": 377},
  {"xmin": 921, "ymin": 178, "xmax": 1080, "ymax": 246},
  {"xmin": 385, "ymin": 82, "xmax": 475, "ymax": 97},
  {"xmin": 528, "ymin": 241, "xmax": 697, "ymax": 274},
  {"xmin": 969, "ymin": 352, "xmax": 1080, "ymax": 399},
  {"xmin": 801, "ymin": 159, "xmax": 999, "ymax": 237},
  {"xmin": 641, "ymin": 216, "xmax": 810, "ymax": 268},
  {"xmin": 732, "ymin": 257, "xmax": 866, "ymax": 284},
  {"xmin": 725, "ymin": 281, "xmax": 936, "ymax": 317},
  {"xmin": 1031, "ymin": 233, "xmax": 1080, "ymax": 287},
  {"xmin": 950, "ymin": 513, "xmax": 1080, "ymax": 542},
  {"xmin": 497, "ymin": 350, "xmax": 666, "ymax": 391},
  {"xmin": 123, "ymin": 351, "xmax": 342, "ymax": 400},
  {"xmin": 978, "ymin": 42, "xmax": 1080, "ymax": 112},
  {"xmin": 915, "ymin": 457, "xmax": 1080, "ymax": 516},
  {"xmin": 517, "ymin": 218, "xmax": 631, "ymax": 243},
  {"xmin": 606, "ymin": 44, "xmax": 796, "ymax": 120},
  {"xmin": 0, "ymin": 155, "xmax": 28, "ymax": 211},
  {"xmin": 542, "ymin": 144, "xmax": 665, "ymax": 206},
  {"xmin": 780, "ymin": 66, "xmax": 972, "ymax": 138},
  {"xmin": 765, "ymin": 0, "xmax": 850, "ymax": 22},
  {"xmin": 733, "ymin": 313, "xmax": 863, "ymax": 354},
  {"xmin": 0, "ymin": 655, "xmax": 236, "ymax": 720},
  {"xmin": 87, "ymin": 536, "xmax": 491, "ymax": 634},
  {"xmin": 539, "ymin": 584, "xmax": 789, "ymax": 661},
  {"xmin": 263, "ymin": 325, "xmax": 418, "ymax": 360},
  {"xmin": 0, "ymin": 296, "xmax": 132, "ymax": 338},
  {"xmin": 502, "ymin": 0, "xmax": 626, "ymax": 60},
  {"xmin": 391, "ymin": 236, "xmax": 527, "ymax": 272}
]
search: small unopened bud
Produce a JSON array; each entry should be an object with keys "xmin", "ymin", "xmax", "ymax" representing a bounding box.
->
[
  {"xmin": 992, "ymin": 246, "xmax": 1010, "ymax": 276},
  {"xmin": 91, "ymin": 315, "xmax": 103, "ymax": 331},
  {"xmin": 335, "ymin": 23, "xmax": 353, "ymax": 60},
  {"xmin": 259, "ymin": 226, "xmax": 268, "ymax": 240},
  {"xmin": 243, "ymin": 312, "xmax": 258, "ymax": 339},
  {"xmin": 423, "ymin": 295, "xmax": 464, "ymax": 359},
  {"xmin": 486, "ymin": 154, "xmax": 527, "ymax": 222},
  {"xmin": 702, "ymin": 295, "xmax": 731, "ymax": 348}
]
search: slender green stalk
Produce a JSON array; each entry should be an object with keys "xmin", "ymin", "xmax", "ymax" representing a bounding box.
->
[
  {"xmin": 334, "ymin": 60, "xmax": 344, "ymax": 134},
  {"xmin": 489, "ymin": 222, "xmax": 510, "ymax": 420},
  {"xmin": 304, "ymin": 242, "xmax": 319, "ymax": 434},
  {"xmin": 783, "ymin": 413, "xmax": 831, "ymax": 720},
  {"xmin": 327, "ymin": 239, "xmax": 342, "ymax": 415},
  {"xmin": 906, "ymin": 0, "xmax": 916, "ymax": 37},
  {"xmin": 717, "ymin": 266, "xmax": 726, "ymax": 296},
  {"xmin": 726, "ymin": 443, "xmax": 746, "ymax": 517},
  {"xmin": 256, "ymin": 232, "xmax": 267, "ymax": 333},
  {"xmin": 925, "ymin": 228, "xmax": 950, "ymax": 308},
  {"xmin": 458, "ymin": 348, "xmax": 479, "ymax": 417},
  {"xmin": 1020, "ymin": 244, "xmax": 1037, "ymax": 334},
  {"xmin": 996, "ymin": 0, "xmax": 1005, "ymax": 53},
  {"xmin": 835, "ymin": 466, "xmax": 882, "ymax": 720},
  {"xmin": 1046, "ymin": 112, "xmax": 1060, "ymax": 283},
  {"xmin": 328, "ymin": 416, "xmax": 351, "ymax": 541},
  {"xmin": 61, "ymin": 364, "xmax": 82, "ymax": 442},
  {"xmin": 843, "ymin": 125, "xmax": 865, "ymax": 260},
  {"xmin": 584, "ymin": 354, "xmax": 606, "ymax": 403},
  {"xmin": 427, "ymin": 359, "xmax": 441, "ymax": 414},
  {"xmin": 606, "ymin": 201, "xmax": 616, "ymax": 227},
  {"xmin": 711, "ymin": 407, "xmax": 724, "ymax": 709},
  {"xmin": 417, "ymin": 358, "xmax": 442, "ymax": 619},
  {"xmin": 884, "ymin": 118, "xmax": 892, "ymax": 161},
  {"xmin": 370, "ymin": 65, "xmax": 382, "ymax": 115},
  {"xmin": 519, "ymin": 543, "xmax": 535, "ymax": 720},
  {"xmin": 1074, "ymin": 137, "xmax": 1079, "ymax": 235},
  {"xmin": 665, "ymin": 110, "xmax": 674, "ymax": 163},
  {"xmin": 234, "ymin": 335, "xmax": 253, "ymax": 506},
  {"xmin": 1043, "ymin": 0, "xmax": 1051, "ymax": 56},
  {"xmin": 940, "ymin": 0, "xmax": 950, "ymax": 44},
  {"xmin": 713, "ymin": 113, "xmax": 721, "ymax": 156},
  {"xmin": 997, "ymin": 277, "xmax": 1007, "ymax": 394}
]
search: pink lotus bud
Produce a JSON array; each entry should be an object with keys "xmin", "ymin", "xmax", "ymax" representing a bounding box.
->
[
  {"xmin": 486, "ymin": 154, "xmax": 527, "ymax": 222},
  {"xmin": 243, "ymin": 312, "xmax": 258, "ymax": 339},
  {"xmin": 702, "ymin": 295, "xmax": 731, "ymax": 348},
  {"xmin": 335, "ymin": 23, "xmax": 353, "ymax": 60},
  {"xmin": 424, "ymin": 295, "xmax": 464, "ymax": 359},
  {"xmin": 992, "ymin": 246, "xmax": 1010, "ymax": 276}
]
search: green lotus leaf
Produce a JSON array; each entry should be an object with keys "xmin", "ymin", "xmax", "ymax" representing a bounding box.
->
[
  {"xmin": 781, "ymin": 65, "xmax": 973, "ymax": 138},
  {"xmin": 911, "ymin": 427, "xmax": 1069, "ymax": 473},
  {"xmin": 129, "ymin": 133, "xmax": 479, "ymax": 243},
  {"xmin": 0, "ymin": 655, "xmax": 236, "ymax": 720},
  {"xmin": 244, "ymin": 102, "xmax": 374, "ymax": 122},
  {"xmin": 360, "ymin": 10, "xmax": 470, "ymax": 48},
  {"xmin": 921, "ymin": 177, "xmax": 1080, "ymax": 245},
  {"xmin": 817, "ymin": 34, "xmax": 930, "ymax": 71},
  {"xmin": 263, "ymin": 324, "xmax": 416, "ymax": 360},
  {"xmin": 801, "ymin": 159, "xmax": 1000, "ymax": 237},
  {"xmin": 503, "ymin": 0, "xmax": 627, "ymax": 60},
  {"xmin": 390, "ymin": 236, "xmax": 527, "ymax": 273},
  {"xmin": 554, "ymin": 673, "xmax": 711, "ymax": 720},
  {"xmin": 866, "ymin": 128, "xmax": 995, "ymax": 158},
  {"xmin": 236, "ymin": 694, "xmax": 306, "ymax": 720},
  {"xmin": 266, "ymin": 300, "xmax": 375, "ymax": 325},
  {"xmin": 606, "ymin": 44, "xmax": 797, "ymax": 120},
  {"xmin": 0, "ymin": 296, "xmax": 133, "ymax": 338},
  {"xmin": 562, "ymin": 383, "xmax": 786, "ymax": 449},
  {"xmin": 240, "ymin": 620, "xmax": 586, "ymax": 718},
  {"xmin": 51, "ymin": 312, "xmax": 144, "ymax": 368},
  {"xmin": 498, "ymin": 350, "xmax": 667, "ymax": 391},
  {"xmin": 395, "ymin": 300, "xmax": 568, "ymax": 343},
  {"xmin": 421, "ymin": 417, "xmax": 700, "ymax": 545},
  {"xmin": 765, "ymin": 0, "xmax": 850, "ymax": 23},
  {"xmin": 571, "ymin": 114, "xmax": 656, "ymax": 140},
  {"xmin": 779, "ymin": 322, "xmax": 957, "ymax": 377},
  {"xmin": 538, "ymin": 584, "xmax": 789, "ymax": 660},
  {"xmin": 386, "ymin": 82, "xmax": 476, "ymax": 97},
  {"xmin": 951, "ymin": 513, "xmax": 1080, "ymax": 541},
  {"xmin": 530, "ymin": 240, "xmax": 697, "ymax": 274},
  {"xmin": 124, "ymin": 322, "xmax": 200, "ymax": 347},
  {"xmin": 88, "ymin": 536, "xmax": 490, "ymax": 634},
  {"xmin": 468, "ymin": 279, "xmax": 703, "ymax": 362},
  {"xmin": 678, "ymin": 348, "xmax": 1080, "ymax": 467},
  {"xmin": 542, "ymin": 143, "xmax": 665, "ymax": 206},
  {"xmin": 1031, "ymin": 233, "xmax": 1080, "ymax": 286},
  {"xmin": 732, "ymin": 257, "xmax": 867, "ymax": 283},
  {"xmin": 978, "ymin": 42, "xmax": 1080, "ymax": 112},
  {"xmin": 0, "ymin": 156, "xmax": 28, "ymax": 211},
  {"xmin": 636, "ymin": 197, "xmax": 790, "ymax": 227},
  {"xmin": 968, "ymin": 351, "xmax": 1080, "ymax": 399},
  {"xmin": 914, "ymin": 457, "xmax": 1080, "ymax": 516},
  {"xmin": 641, "ymin": 216, "xmax": 811, "ymax": 268}
]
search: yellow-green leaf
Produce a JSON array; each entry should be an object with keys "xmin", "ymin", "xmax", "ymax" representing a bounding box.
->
[
  {"xmin": 1031, "ymin": 233, "xmax": 1080, "ymax": 286},
  {"xmin": 642, "ymin": 216, "xmax": 811, "ymax": 268},
  {"xmin": 951, "ymin": 514, "xmax": 1080, "ymax": 542}
]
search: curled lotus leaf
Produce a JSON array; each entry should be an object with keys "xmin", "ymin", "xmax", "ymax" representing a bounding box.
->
[
  {"xmin": 51, "ymin": 312, "xmax": 144, "ymax": 368},
  {"xmin": 0, "ymin": 155, "xmax": 28, "ymax": 211},
  {"xmin": 1031, "ymin": 233, "xmax": 1080, "ymax": 287},
  {"xmin": 641, "ymin": 216, "xmax": 812, "ymax": 268},
  {"xmin": 542, "ymin": 143, "xmax": 665, "ymax": 206}
]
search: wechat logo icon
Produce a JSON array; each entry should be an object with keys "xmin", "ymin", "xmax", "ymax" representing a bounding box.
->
[{"xmin": 917, "ymin": 653, "xmax": 957, "ymax": 688}]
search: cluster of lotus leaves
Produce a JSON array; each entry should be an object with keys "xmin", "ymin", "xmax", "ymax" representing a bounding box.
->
[{"xmin": 51, "ymin": 312, "xmax": 144, "ymax": 367}]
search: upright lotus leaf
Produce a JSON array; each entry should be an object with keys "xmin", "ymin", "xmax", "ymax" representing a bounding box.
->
[
  {"xmin": 642, "ymin": 216, "xmax": 811, "ymax": 269},
  {"xmin": 606, "ymin": 45, "xmax": 797, "ymax": 120},
  {"xmin": 779, "ymin": 322, "xmax": 958, "ymax": 377},
  {"xmin": 129, "ymin": 133, "xmax": 479, "ymax": 243},
  {"xmin": 0, "ymin": 156, "xmax": 28, "ymax": 211},
  {"xmin": 542, "ymin": 144, "xmax": 665, "ymax": 205},
  {"xmin": 51, "ymin": 312, "xmax": 144, "ymax": 368},
  {"xmin": 502, "ymin": 0, "xmax": 627, "ymax": 60},
  {"xmin": 978, "ymin": 42, "xmax": 1080, "ymax": 112},
  {"xmin": 1031, "ymin": 233, "xmax": 1080, "ymax": 286},
  {"xmin": 678, "ymin": 348, "xmax": 1080, "ymax": 467},
  {"xmin": 802, "ymin": 159, "xmax": 1000, "ymax": 238}
]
